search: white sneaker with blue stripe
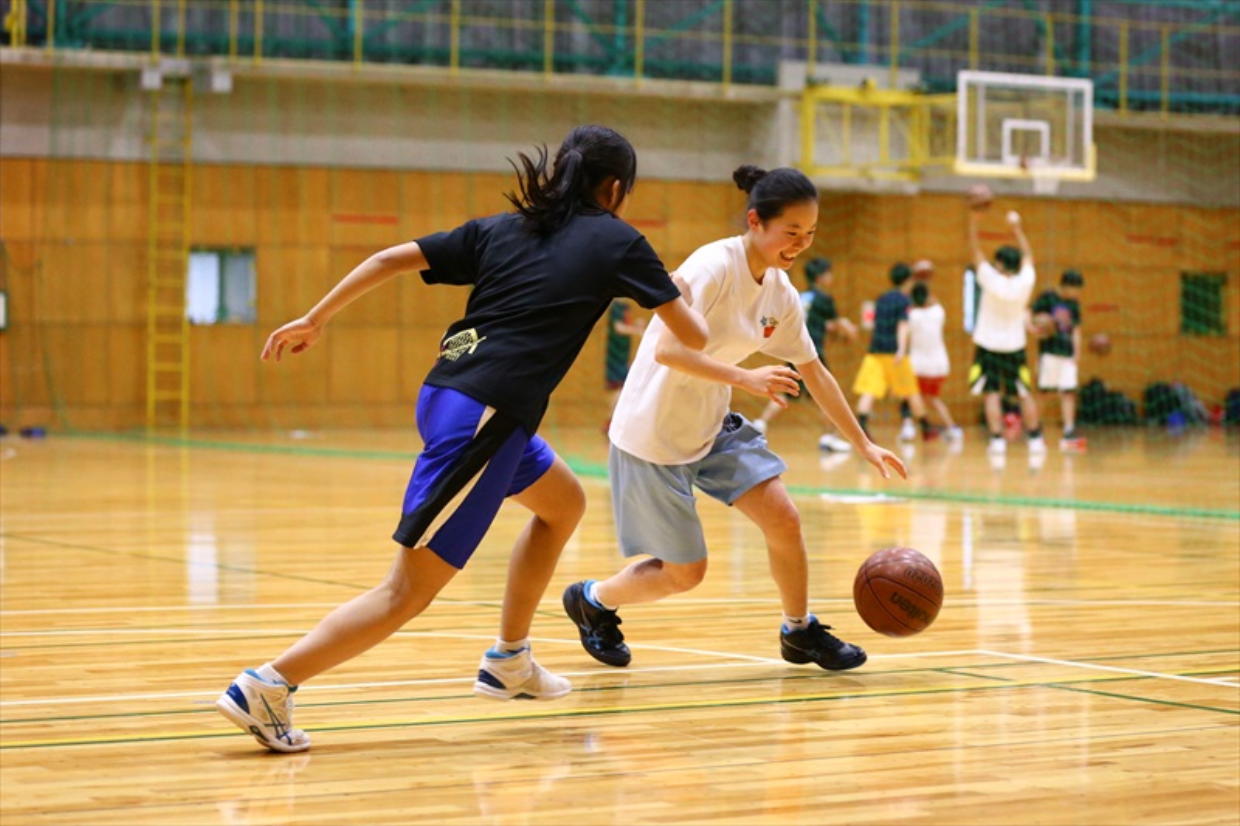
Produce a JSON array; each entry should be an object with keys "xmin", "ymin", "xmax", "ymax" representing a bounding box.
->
[
  {"xmin": 473, "ymin": 647, "xmax": 571, "ymax": 701},
  {"xmin": 216, "ymin": 669, "xmax": 311, "ymax": 753}
]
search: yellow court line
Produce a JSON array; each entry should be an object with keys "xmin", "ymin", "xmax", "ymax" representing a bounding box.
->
[{"xmin": 4, "ymin": 671, "xmax": 1236, "ymax": 750}]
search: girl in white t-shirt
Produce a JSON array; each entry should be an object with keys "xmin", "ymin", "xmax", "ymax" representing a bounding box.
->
[
  {"xmin": 908, "ymin": 282, "xmax": 962, "ymax": 440},
  {"xmin": 563, "ymin": 165, "xmax": 907, "ymax": 672}
]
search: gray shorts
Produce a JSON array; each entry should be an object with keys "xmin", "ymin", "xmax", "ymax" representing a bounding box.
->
[{"xmin": 609, "ymin": 412, "xmax": 787, "ymax": 564}]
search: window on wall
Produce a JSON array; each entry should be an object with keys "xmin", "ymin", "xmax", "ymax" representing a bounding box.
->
[
  {"xmin": 187, "ymin": 249, "xmax": 256, "ymax": 324},
  {"xmin": 1180, "ymin": 272, "xmax": 1227, "ymax": 336}
]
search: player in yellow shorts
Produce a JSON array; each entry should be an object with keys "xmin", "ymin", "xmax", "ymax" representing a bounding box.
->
[{"xmin": 852, "ymin": 263, "xmax": 934, "ymax": 441}]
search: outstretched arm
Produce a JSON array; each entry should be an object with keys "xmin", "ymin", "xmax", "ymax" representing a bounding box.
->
[
  {"xmin": 1008, "ymin": 210, "xmax": 1035, "ymax": 269},
  {"xmin": 967, "ymin": 210, "xmax": 986, "ymax": 269},
  {"xmin": 261, "ymin": 241, "xmax": 426, "ymax": 361},
  {"xmin": 798, "ymin": 359, "xmax": 907, "ymax": 480}
]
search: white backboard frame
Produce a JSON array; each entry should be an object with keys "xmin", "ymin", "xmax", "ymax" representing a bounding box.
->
[{"xmin": 955, "ymin": 70, "xmax": 1095, "ymax": 182}]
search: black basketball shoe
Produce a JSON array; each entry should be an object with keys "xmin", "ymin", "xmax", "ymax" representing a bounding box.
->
[
  {"xmin": 780, "ymin": 617, "xmax": 867, "ymax": 671},
  {"xmin": 562, "ymin": 581, "xmax": 631, "ymax": 667}
]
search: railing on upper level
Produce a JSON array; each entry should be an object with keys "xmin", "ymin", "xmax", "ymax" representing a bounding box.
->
[{"xmin": 5, "ymin": 0, "xmax": 1238, "ymax": 115}]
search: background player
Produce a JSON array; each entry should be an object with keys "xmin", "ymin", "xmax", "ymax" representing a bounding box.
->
[
  {"xmin": 966, "ymin": 205, "xmax": 1044, "ymax": 456},
  {"xmin": 603, "ymin": 299, "xmax": 646, "ymax": 431},
  {"xmin": 852, "ymin": 263, "xmax": 936, "ymax": 443},
  {"xmin": 1032, "ymin": 269, "xmax": 1086, "ymax": 449},
  {"xmin": 908, "ymin": 279, "xmax": 962, "ymax": 441}
]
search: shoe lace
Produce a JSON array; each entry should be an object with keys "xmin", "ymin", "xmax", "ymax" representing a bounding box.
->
[{"xmin": 805, "ymin": 620, "xmax": 844, "ymax": 651}]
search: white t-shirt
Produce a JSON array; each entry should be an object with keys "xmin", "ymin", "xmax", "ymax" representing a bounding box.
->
[
  {"xmin": 609, "ymin": 237, "xmax": 817, "ymax": 465},
  {"xmin": 908, "ymin": 303, "xmax": 949, "ymax": 377},
  {"xmin": 972, "ymin": 260, "xmax": 1035, "ymax": 353}
]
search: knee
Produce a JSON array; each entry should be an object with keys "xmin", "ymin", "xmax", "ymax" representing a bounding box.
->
[
  {"xmin": 766, "ymin": 503, "xmax": 802, "ymax": 543},
  {"xmin": 662, "ymin": 559, "xmax": 708, "ymax": 592},
  {"xmin": 539, "ymin": 471, "xmax": 587, "ymax": 529},
  {"xmin": 379, "ymin": 567, "xmax": 435, "ymax": 620}
]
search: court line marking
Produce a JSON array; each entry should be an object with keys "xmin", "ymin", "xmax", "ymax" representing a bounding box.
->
[
  {"xmin": 4, "ymin": 596, "xmax": 1238, "ymax": 618},
  {"xmin": 5, "ymin": 674, "xmax": 1237, "ymax": 751},
  {"xmin": 0, "ymin": 648, "xmax": 982, "ymax": 708},
  {"xmin": 977, "ymin": 649, "xmax": 1240, "ymax": 688}
]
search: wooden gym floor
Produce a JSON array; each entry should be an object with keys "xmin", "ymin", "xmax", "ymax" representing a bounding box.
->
[{"xmin": 1, "ymin": 426, "xmax": 1237, "ymax": 825}]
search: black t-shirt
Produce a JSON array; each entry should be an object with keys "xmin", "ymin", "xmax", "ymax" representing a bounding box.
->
[
  {"xmin": 1031, "ymin": 289, "xmax": 1081, "ymax": 357},
  {"xmin": 416, "ymin": 211, "xmax": 680, "ymax": 432},
  {"xmin": 803, "ymin": 289, "xmax": 837, "ymax": 356},
  {"xmin": 870, "ymin": 289, "xmax": 910, "ymax": 354}
]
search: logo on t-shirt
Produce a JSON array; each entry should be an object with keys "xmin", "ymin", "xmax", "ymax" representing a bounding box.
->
[
  {"xmin": 439, "ymin": 328, "xmax": 488, "ymax": 361},
  {"xmin": 760, "ymin": 315, "xmax": 778, "ymax": 338}
]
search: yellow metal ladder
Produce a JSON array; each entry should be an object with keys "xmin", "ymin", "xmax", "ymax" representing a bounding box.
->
[{"xmin": 145, "ymin": 75, "xmax": 193, "ymax": 431}]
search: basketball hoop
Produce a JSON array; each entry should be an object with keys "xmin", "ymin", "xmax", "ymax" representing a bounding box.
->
[{"xmin": 1026, "ymin": 157, "xmax": 1062, "ymax": 196}]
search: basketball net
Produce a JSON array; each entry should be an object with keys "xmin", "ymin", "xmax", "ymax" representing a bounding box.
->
[{"xmin": 1023, "ymin": 155, "xmax": 1063, "ymax": 196}]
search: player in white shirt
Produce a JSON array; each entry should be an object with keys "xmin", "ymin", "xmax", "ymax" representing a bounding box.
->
[
  {"xmin": 966, "ymin": 208, "xmax": 1045, "ymax": 456},
  {"xmin": 563, "ymin": 165, "xmax": 907, "ymax": 672},
  {"xmin": 908, "ymin": 280, "xmax": 962, "ymax": 441}
]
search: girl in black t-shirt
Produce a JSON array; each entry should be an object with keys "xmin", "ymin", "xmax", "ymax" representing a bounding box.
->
[{"xmin": 216, "ymin": 125, "xmax": 707, "ymax": 752}]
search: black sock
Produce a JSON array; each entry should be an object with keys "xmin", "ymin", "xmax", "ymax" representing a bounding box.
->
[
  {"xmin": 899, "ymin": 401, "xmax": 911, "ymax": 419},
  {"xmin": 990, "ymin": 430, "xmax": 1002, "ymax": 439},
  {"xmin": 919, "ymin": 416, "xmax": 933, "ymax": 434},
  {"xmin": 1027, "ymin": 426, "xmax": 1043, "ymax": 439},
  {"xmin": 858, "ymin": 413, "xmax": 870, "ymax": 436}
]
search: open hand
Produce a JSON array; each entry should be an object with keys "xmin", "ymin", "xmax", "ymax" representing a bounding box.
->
[
  {"xmin": 261, "ymin": 316, "xmax": 323, "ymax": 362},
  {"xmin": 860, "ymin": 442, "xmax": 908, "ymax": 480}
]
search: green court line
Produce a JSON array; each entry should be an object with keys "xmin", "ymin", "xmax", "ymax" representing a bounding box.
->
[
  {"xmin": 60, "ymin": 431, "xmax": 1240, "ymax": 521},
  {"xmin": 1049, "ymin": 684, "xmax": 1240, "ymax": 716},
  {"xmin": 934, "ymin": 668, "xmax": 1015, "ymax": 682},
  {"xmin": 4, "ymin": 666, "xmax": 1236, "ymax": 750}
]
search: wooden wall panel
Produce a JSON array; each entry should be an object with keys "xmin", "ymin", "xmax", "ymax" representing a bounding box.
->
[
  {"xmin": 326, "ymin": 327, "xmax": 400, "ymax": 404},
  {"xmin": 0, "ymin": 159, "xmax": 41, "ymax": 241},
  {"xmin": 255, "ymin": 245, "xmax": 330, "ymax": 325},
  {"xmin": 4, "ymin": 157, "xmax": 1238, "ymax": 431}
]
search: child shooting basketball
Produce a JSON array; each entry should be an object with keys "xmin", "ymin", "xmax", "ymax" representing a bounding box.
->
[
  {"xmin": 562, "ymin": 165, "xmax": 906, "ymax": 672},
  {"xmin": 753, "ymin": 256, "xmax": 857, "ymax": 453},
  {"xmin": 966, "ymin": 205, "xmax": 1045, "ymax": 456},
  {"xmin": 215, "ymin": 125, "xmax": 707, "ymax": 752}
]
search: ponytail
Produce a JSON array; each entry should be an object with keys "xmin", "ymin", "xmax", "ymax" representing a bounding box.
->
[
  {"xmin": 506, "ymin": 125, "xmax": 637, "ymax": 234},
  {"xmin": 732, "ymin": 164, "xmax": 817, "ymax": 222}
]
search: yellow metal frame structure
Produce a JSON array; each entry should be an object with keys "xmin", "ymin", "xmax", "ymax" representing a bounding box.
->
[
  {"xmin": 799, "ymin": 83, "xmax": 956, "ymax": 181},
  {"xmin": 145, "ymin": 76, "xmax": 193, "ymax": 432}
]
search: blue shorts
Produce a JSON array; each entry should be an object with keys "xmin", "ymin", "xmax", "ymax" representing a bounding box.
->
[
  {"xmin": 609, "ymin": 412, "xmax": 787, "ymax": 565},
  {"xmin": 394, "ymin": 385, "xmax": 555, "ymax": 569}
]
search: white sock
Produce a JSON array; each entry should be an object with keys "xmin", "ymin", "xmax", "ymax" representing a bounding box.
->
[
  {"xmin": 586, "ymin": 580, "xmax": 617, "ymax": 611},
  {"xmin": 256, "ymin": 662, "xmax": 291, "ymax": 687},
  {"xmin": 783, "ymin": 615, "xmax": 810, "ymax": 631},
  {"xmin": 489, "ymin": 637, "xmax": 529, "ymax": 658}
]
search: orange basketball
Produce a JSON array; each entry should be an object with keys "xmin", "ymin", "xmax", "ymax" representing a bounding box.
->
[
  {"xmin": 853, "ymin": 547, "xmax": 943, "ymax": 637},
  {"xmin": 1088, "ymin": 332, "xmax": 1111, "ymax": 355}
]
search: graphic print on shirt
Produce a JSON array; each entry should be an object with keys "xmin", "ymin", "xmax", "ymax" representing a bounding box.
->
[
  {"xmin": 760, "ymin": 315, "xmax": 779, "ymax": 338},
  {"xmin": 439, "ymin": 328, "xmax": 488, "ymax": 361}
]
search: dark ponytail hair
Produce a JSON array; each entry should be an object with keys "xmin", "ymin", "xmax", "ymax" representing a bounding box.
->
[
  {"xmin": 506, "ymin": 125, "xmax": 637, "ymax": 234},
  {"xmin": 732, "ymin": 165, "xmax": 817, "ymax": 222}
]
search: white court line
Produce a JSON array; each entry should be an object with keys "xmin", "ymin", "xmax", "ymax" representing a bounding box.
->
[
  {"xmin": 4, "ymin": 597, "xmax": 1238, "ymax": 618},
  {"xmin": 0, "ymin": 647, "xmax": 983, "ymax": 709},
  {"xmin": 977, "ymin": 649, "xmax": 1240, "ymax": 689}
]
